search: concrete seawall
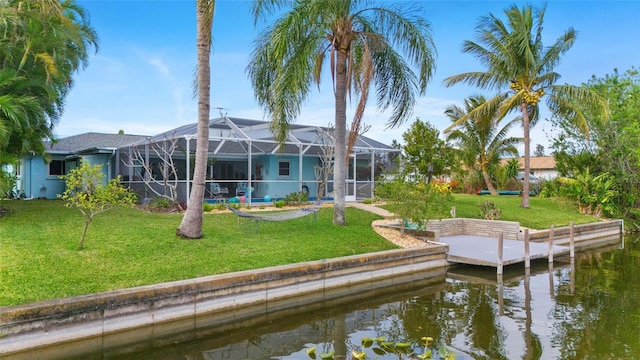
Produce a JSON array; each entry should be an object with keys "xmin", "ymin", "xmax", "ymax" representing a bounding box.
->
[
  {"xmin": 0, "ymin": 245, "xmax": 448, "ymax": 355},
  {"xmin": 528, "ymin": 219, "xmax": 624, "ymax": 249}
]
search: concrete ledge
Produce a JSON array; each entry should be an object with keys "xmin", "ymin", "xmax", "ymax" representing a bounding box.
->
[
  {"xmin": 0, "ymin": 245, "xmax": 448, "ymax": 355},
  {"xmin": 528, "ymin": 219, "xmax": 624, "ymax": 248}
]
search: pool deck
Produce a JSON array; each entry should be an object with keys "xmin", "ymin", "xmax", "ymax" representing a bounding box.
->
[{"xmin": 438, "ymin": 235, "xmax": 570, "ymax": 267}]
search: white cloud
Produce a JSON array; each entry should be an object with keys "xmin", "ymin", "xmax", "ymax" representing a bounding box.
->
[{"xmin": 148, "ymin": 57, "xmax": 170, "ymax": 77}]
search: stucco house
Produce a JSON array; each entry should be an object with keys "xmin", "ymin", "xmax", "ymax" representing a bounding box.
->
[
  {"xmin": 17, "ymin": 133, "xmax": 147, "ymax": 199},
  {"xmin": 501, "ymin": 156, "xmax": 558, "ymax": 180},
  {"xmin": 18, "ymin": 117, "xmax": 400, "ymax": 204}
]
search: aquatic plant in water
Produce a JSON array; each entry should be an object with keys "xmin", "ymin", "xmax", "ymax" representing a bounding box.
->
[{"xmin": 306, "ymin": 336, "xmax": 454, "ymax": 359}]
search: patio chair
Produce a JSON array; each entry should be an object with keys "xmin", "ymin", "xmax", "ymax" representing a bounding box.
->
[
  {"xmin": 209, "ymin": 182, "xmax": 229, "ymax": 201},
  {"xmin": 236, "ymin": 182, "xmax": 251, "ymax": 196}
]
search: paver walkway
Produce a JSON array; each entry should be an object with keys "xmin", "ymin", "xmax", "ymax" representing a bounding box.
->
[{"xmin": 346, "ymin": 202, "xmax": 395, "ymax": 218}]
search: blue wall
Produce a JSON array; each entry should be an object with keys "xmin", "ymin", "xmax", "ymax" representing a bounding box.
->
[
  {"xmin": 20, "ymin": 154, "xmax": 112, "ymax": 199},
  {"xmin": 254, "ymin": 155, "xmax": 319, "ymax": 200}
]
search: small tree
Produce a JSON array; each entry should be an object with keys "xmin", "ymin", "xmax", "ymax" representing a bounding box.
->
[
  {"xmin": 59, "ymin": 162, "xmax": 137, "ymax": 250},
  {"xmin": 124, "ymin": 135, "xmax": 182, "ymax": 210},
  {"xmin": 402, "ymin": 118, "xmax": 455, "ymax": 182},
  {"xmin": 534, "ymin": 144, "xmax": 545, "ymax": 157},
  {"xmin": 375, "ymin": 178, "xmax": 453, "ymax": 235},
  {"xmin": 314, "ymin": 125, "xmax": 336, "ymax": 202}
]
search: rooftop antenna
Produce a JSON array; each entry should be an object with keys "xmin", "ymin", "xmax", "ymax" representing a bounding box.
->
[{"xmin": 215, "ymin": 107, "xmax": 228, "ymax": 118}]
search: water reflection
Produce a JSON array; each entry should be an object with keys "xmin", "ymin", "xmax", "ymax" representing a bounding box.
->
[{"xmin": 7, "ymin": 236, "xmax": 639, "ymax": 360}]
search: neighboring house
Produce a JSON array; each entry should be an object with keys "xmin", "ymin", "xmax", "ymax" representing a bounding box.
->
[
  {"xmin": 501, "ymin": 156, "xmax": 558, "ymax": 180},
  {"xmin": 18, "ymin": 133, "xmax": 147, "ymax": 199},
  {"xmin": 20, "ymin": 117, "xmax": 400, "ymax": 204}
]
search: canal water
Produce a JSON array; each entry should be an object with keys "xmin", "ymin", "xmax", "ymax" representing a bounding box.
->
[{"xmin": 9, "ymin": 235, "xmax": 639, "ymax": 360}]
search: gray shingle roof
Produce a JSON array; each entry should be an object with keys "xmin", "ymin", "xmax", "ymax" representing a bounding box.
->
[{"xmin": 45, "ymin": 133, "xmax": 148, "ymax": 154}]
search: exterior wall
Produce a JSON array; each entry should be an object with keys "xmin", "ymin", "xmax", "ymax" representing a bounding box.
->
[
  {"xmin": 78, "ymin": 154, "xmax": 114, "ymax": 186},
  {"xmin": 19, "ymin": 154, "xmax": 112, "ymax": 199},
  {"xmin": 18, "ymin": 155, "xmax": 66, "ymax": 199},
  {"xmin": 260, "ymin": 155, "xmax": 319, "ymax": 200},
  {"xmin": 533, "ymin": 169, "xmax": 558, "ymax": 180}
]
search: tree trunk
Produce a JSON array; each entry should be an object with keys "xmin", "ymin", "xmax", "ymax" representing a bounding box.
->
[
  {"xmin": 482, "ymin": 169, "xmax": 498, "ymax": 196},
  {"xmin": 78, "ymin": 218, "xmax": 92, "ymax": 250},
  {"xmin": 332, "ymin": 50, "xmax": 348, "ymax": 226},
  {"xmin": 520, "ymin": 101, "xmax": 531, "ymax": 208},
  {"xmin": 177, "ymin": 1, "xmax": 212, "ymax": 238}
]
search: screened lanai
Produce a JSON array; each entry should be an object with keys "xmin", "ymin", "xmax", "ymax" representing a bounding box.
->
[{"xmin": 117, "ymin": 116, "xmax": 400, "ymax": 205}]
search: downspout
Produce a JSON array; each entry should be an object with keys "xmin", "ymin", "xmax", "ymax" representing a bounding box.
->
[{"xmin": 29, "ymin": 152, "xmax": 34, "ymax": 198}]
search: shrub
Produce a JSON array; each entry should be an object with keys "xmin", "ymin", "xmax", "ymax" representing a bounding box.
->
[
  {"xmin": 363, "ymin": 198, "xmax": 373, "ymax": 204},
  {"xmin": 0, "ymin": 169, "xmax": 17, "ymax": 199},
  {"xmin": 202, "ymin": 202, "xmax": 215, "ymax": 212},
  {"xmin": 284, "ymin": 191, "xmax": 308, "ymax": 206},
  {"xmin": 478, "ymin": 200, "xmax": 501, "ymax": 220},
  {"xmin": 149, "ymin": 197, "xmax": 174, "ymax": 210},
  {"xmin": 274, "ymin": 199, "xmax": 286, "ymax": 208}
]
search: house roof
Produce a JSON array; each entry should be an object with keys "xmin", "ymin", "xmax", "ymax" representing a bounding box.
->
[
  {"xmin": 501, "ymin": 156, "xmax": 556, "ymax": 170},
  {"xmin": 130, "ymin": 117, "xmax": 398, "ymax": 156},
  {"xmin": 45, "ymin": 132, "xmax": 148, "ymax": 154}
]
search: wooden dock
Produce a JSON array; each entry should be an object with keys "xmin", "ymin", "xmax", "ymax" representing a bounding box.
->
[
  {"xmin": 437, "ymin": 235, "xmax": 570, "ymax": 267},
  {"xmin": 394, "ymin": 219, "xmax": 623, "ymax": 273}
]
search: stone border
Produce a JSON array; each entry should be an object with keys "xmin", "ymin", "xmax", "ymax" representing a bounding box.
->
[{"xmin": 0, "ymin": 245, "xmax": 448, "ymax": 355}]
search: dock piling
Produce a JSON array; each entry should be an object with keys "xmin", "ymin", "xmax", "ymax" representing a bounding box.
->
[
  {"xmin": 524, "ymin": 228, "xmax": 530, "ymax": 269},
  {"xmin": 570, "ymin": 221, "xmax": 575, "ymax": 258},
  {"xmin": 548, "ymin": 224, "xmax": 555, "ymax": 264},
  {"xmin": 497, "ymin": 273, "xmax": 504, "ymax": 316},
  {"xmin": 548, "ymin": 262, "xmax": 555, "ymax": 299},
  {"xmin": 497, "ymin": 232, "xmax": 504, "ymax": 275}
]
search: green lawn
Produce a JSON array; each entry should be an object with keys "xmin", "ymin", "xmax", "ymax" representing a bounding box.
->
[
  {"xmin": 0, "ymin": 200, "xmax": 397, "ymax": 306},
  {"xmin": 0, "ymin": 195, "xmax": 599, "ymax": 306},
  {"xmin": 452, "ymin": 194, "xmax": 599, "ymax": 229}
]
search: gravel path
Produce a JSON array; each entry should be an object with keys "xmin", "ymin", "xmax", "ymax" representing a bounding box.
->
[{"xmin": 371, "ymin": 219, "xmax": 429, "ymax": 248}]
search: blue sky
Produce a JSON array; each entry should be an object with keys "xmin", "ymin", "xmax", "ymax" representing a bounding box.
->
[{"xmin": 62, "ymin": 0, "xmax": 640, "ymax": 154}]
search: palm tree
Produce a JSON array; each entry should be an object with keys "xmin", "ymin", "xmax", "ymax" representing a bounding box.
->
[
  {"xmin": 443, "ymin": 4, "xmax": 609, "ymax": 208},
  {"xmin": 445, "ymin": 95, "xmax": 521, "ymax": 195},
  {"xmin": 0, "ymin": 69, "xmax": 50, "ymax": 155},
  {"xmin": 176, "ymin": 0, "xmax": 215, "ymax": 239},
  {"xmin": 0, "ymin": 0, "xmax": 98, "ymax": 156},
  {"xmin": 248, "ymin": 0, "xmax": 436, "ymax": 225}
]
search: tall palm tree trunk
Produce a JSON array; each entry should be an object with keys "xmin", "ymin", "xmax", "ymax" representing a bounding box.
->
[
  {"xmin": 177, "ymin": 1, "xmax": 211, "ymax": 238},
  {"xmin": 332, "ymin": 50, "xmax": 348, "ymax": 226},
  {"xmin": 482, "ymin": 168, "xmax": 499, "ymax": 196},
  {"xmin": 520, "ymin": 102, "xmax": 531, "ymax": 208}
]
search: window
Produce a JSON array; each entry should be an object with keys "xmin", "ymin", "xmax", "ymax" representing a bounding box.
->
[
  {"xmin": 278, "ymin": 160, "xmax": 290, "ymax": 177},
  {"xmin": 49, "ymin": 160, "xmax": 65, "ymax": 176}
]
